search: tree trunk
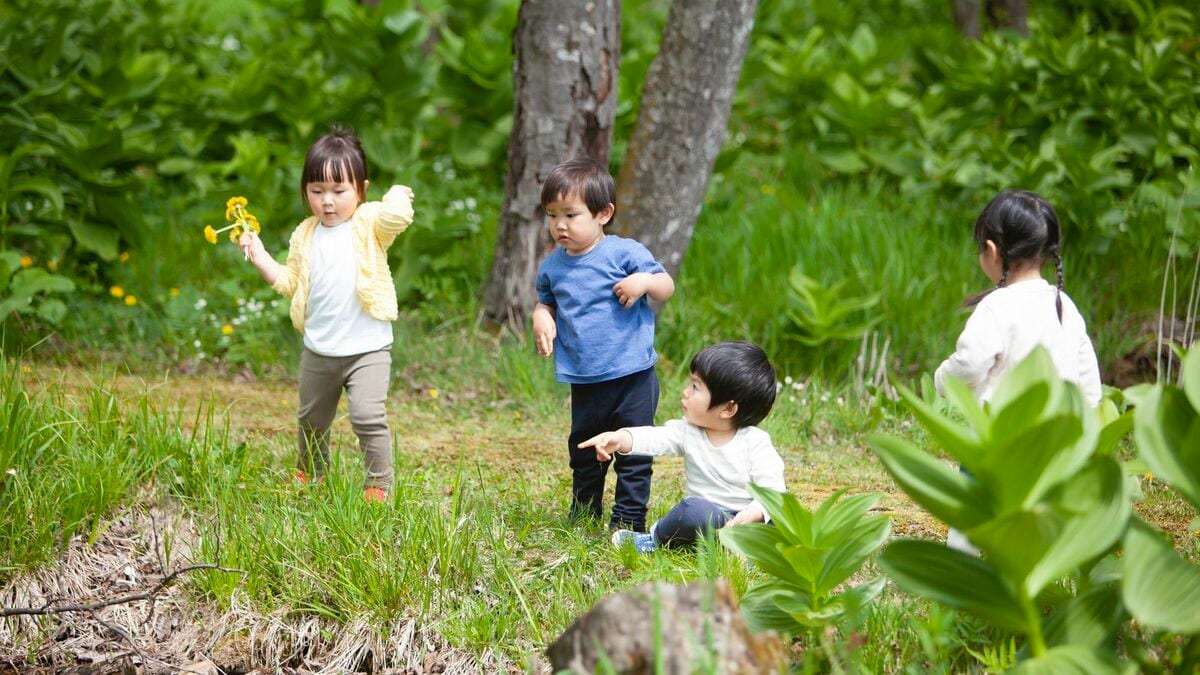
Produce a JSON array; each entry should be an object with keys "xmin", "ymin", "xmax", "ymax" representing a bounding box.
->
[
  {"xmin": 615, "ymin": 0, "xmax": 758, "ymax": 278},
  {"xmin": 987, "ymin": 0, "xmax": 1028, "ymax": 35},
  {"xmin": 481, "ymin": 0, "xmax": 619, "ymax": 327},
  {"xmin": 952, "ymin": 0, "xmax": 983, "ymax": 38}
]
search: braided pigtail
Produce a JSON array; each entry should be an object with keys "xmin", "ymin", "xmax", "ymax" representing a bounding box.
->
[{"xmin": 1053, "ymin": 249, "xmax": 1064, "ymax": 323}]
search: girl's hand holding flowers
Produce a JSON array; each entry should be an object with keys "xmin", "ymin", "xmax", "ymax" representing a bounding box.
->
[{"xmin": 203, "ymin": 196, "xmax": 262, "ymax": 260}]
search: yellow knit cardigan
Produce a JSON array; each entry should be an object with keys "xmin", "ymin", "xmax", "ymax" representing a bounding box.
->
[{"xmin": 271, "ymin": 185, "xmax": 414, "ymax": 333}]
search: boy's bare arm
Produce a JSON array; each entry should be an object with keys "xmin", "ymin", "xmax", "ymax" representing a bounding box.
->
[
  {"xmin": 727, "ymin": 504, "xmax": 766, "ymax": 526},
  {"xmin": 612, "ymin": 271, "xmax": 675, "ymax": 307},
  {"xmin": 532, "ymin": 303, "xmax": 557, "ymax": 356}
]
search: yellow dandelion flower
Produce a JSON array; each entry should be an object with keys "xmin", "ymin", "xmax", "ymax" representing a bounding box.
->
[
  {"xmin": 229, "ymin": 225, "xmax": 243, "ymax": 243},
  {"xmin": 47, "ymin": 260, "xmax": 58, "ymax": 271},
  {"xmin": 19, "ymin": 255, "xmax": 33, "ymax": 268},
  {"xmin": 204, "ymin": 225, "xmax": 218, "ymax": 244},
  {"xmin": 124, "ymin": 295, "xmax": 138, "ymax": 306},
  {"xmin": 118, "ymin": 251, "xmax": 130, "ymax": 263},
  {"xmin": 110, "ymin": 286, "xmax": 125, "ymax": 298},
  {"xmin": 21, "ymin": 365, "xmax": 31, "ymax": 374},
  {"xmin": 169, "ymin": 288, "xmax": 180, "ymax": 297},
  {"xmin": 222, "ymin": 324, "xmax": 234, "ymax": 335},
  {"xmin": 429, "ymin": 388, "xmax": 439, "ymax": 398}
]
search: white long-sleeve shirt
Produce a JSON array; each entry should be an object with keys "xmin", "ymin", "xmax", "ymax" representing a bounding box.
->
[
  {"xmin": 625, "ymin": 419, "xmax": 786, "ymax": 517},
  {"xmin": 935, "ymin": 279, "xmax": 1102, "ymax": 406}
]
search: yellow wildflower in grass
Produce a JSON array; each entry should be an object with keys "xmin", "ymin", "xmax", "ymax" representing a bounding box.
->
[
  {"xmin": 124, "ymin": 295, "xmax": 138, "ymax": 306},
  {"xmin": 47, "ymin": 260, "xmax": 58, "ymax": 271},
  {"xmin": 118, "ymin": 251, "xmax": 130, "ymax": 263},
  {"xmin": 19, "ymin": 256, "xmax": 33, "ymax": 268},
  {"xmin": 429, "ymin": 388, "xmax": 439, "ymax": 399},
  {"xmin": 222, "ymin": 324, "xmax": 234, "ymax": 335},
  {"xmin": 110, "ymin": 286, "xmax": 125, "ymax": 298},
  {"xmin": 169, "ymin": 287, "xmax": 180, "ymax": 297}
]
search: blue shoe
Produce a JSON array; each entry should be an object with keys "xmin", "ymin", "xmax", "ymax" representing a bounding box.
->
[{"xmin": 611, "ymin": 528, "xmax": 656, "ymax": 554}]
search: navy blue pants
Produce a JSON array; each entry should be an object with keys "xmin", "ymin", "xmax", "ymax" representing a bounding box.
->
[
  {"xmin": 653, "ymin": 496, "xmax": 734, "ymax": 549},
  {"xmin": 568, "ymin": 367, "xmax": 659, "ymax": 531}
]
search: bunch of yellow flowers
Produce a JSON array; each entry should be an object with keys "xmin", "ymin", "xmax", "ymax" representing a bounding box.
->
[{"xmin": 204, "ymin": 196, "xmax": 261, "ymax": 245}]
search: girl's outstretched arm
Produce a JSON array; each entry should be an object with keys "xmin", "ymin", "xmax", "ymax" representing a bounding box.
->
[{"xmin": 239, "ymin": 231, "xmax": 283, "ymax": 287}]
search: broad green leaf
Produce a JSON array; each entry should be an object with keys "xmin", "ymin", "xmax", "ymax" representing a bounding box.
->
[
  {"xmin": 988, "ymin": 380, "xmax": 1051, "ymax": 447},
  {"xmin": 832, "ymin": 576, "xmax": 886, "ymax": 615},
  {"xmin": 718, "ymin": 524, "xmax": 802, "ymax": 586},
  {"xmin": 817, "ymin": 517, "xmax": 890, "ymax": 597},
  {"xmin": 941, "ymin": 374, "xmax": 991, "ymax": 440},
  {"xmin": 812, "ymin": 490, "xmax": 878, "ymax": 545},
  {"xmin": 987, "ymin": 414, "xmax": 1084, "ymax": 512},
  {"xmin": 869, "ymin": 433, "xmax": 990, "ymax": 529},
  {"xmin": 748, "ymin": 483, "xmax": 814, "ymax": 545},
  {"xmin": 966, "ymin": 510, "xmax": 1054, "ymax": 588},
  {"xmin": 1132, "ymin": 384, "xmax": 1200, "ymax": 510},
  {"xmin": 65, "ymin": 219, "xmax": 120, "ymax": 260},
  {"xmin": 739, "ymin": 585, "xmax": 806, "ymax": 635},
  {"xmin": 1025, "ymin": 457, "xmax": 1130, "ymax": 597},
  {"xmin": 773, "ymin": 590, "xmax": 845, "ymax": 627},
  {"xmin": 1122, "ymin": 519, "xmax": 1200, "ymax": 633},
  {"xmin": 778, "ymin": 543, "xmax": 826, "ymax": 589},
  {"xmin": 1043, "ymin": 583, "xmax": 1124, "ymax": 649},
  {"xmin": 879, "ymin": 540, "xmax": 1028, "ymax": 632},
  {"xmin": 156, "ymin": 157, "xmax": 197, "ymax": 175},
  {"xmin": 988, "ymin": 347, "xmax": 1060, "ymax": 414},
  {"xmin": 1006, "ymin": 645, "xmax": 1126, "ymax": 675},
  {"xmin": 36, "ymin": 298, "xmax": 67, "ymax": 324},
  {"xmin": 1185, "ymin": 348, "xmax": 1200, "ymax": 414},
  {"xmin": 1095, "ymin": 410, "xmax": 1133, "ymax": 456},
  {"xmin": 10, "ymin": 177, "xmax": 64, "ymax": 214},
  {"xmin": 894, "ymin": 381, "xmax": 982, "ymax": 471}
]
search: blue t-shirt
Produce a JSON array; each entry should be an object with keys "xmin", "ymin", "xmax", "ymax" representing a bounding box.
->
[{"xmin": 536, "ymin": 235, "xmax": 666, "ymax": 384}]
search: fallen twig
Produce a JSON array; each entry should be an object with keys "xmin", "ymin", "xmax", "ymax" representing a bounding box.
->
[{"xmin": 1, "ymin": 564, "xmax": 246, "ymax": 618}]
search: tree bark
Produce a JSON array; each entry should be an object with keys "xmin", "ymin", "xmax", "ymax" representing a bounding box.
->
[
  {"xmin": 987, "ymin": 0, "xmax": 1028, "ymax": 35},
  {"xmin": 952, "ymin": 0, "xmax": 983, "ymax": 38},
  {"xmin": 615, "ymin": 0, "xmax": 758, "ymax": 278},
  {"xmin": 481, "ymin": 0, "xmax": 619, "ymax": 326}
]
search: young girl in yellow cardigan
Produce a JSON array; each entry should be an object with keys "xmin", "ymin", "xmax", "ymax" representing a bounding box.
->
[{"xmin": 238, "ymin": 128, "xmax": 415, "ymax": 502}]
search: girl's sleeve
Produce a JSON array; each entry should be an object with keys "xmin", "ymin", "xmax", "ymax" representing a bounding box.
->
[
  {"xmin": 746, "ymin": 434, "xmax": 786, "ymax": 522},
  {"xmin": 372, "ymin": 185, "xmax": 415, "ymax": 248},
  {"xmin": 935, "ymin": 305, "xmax": 1003, "ymax": 397},
  {"xmin": 271, "ymin": 227, "xmax": 303, "ymax": 298},
  {"xmin": 625, "ymin": 419, "xmax": 687, "ymax": 457}
]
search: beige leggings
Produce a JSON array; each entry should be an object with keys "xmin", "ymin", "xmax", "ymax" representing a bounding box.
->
[{"xmin": 297, "ymin": 347, "xmax": 393, "ymax": 490}]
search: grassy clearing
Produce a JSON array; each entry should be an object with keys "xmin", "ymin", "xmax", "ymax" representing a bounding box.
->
[{"xmin": 3, "ymin": 331, "xmax": 1195, "ymax": 671}]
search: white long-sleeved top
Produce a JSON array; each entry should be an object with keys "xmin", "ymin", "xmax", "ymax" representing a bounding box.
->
[
  {"xmin": 625, "ymin": 419, "xmax": 786, "ymax": 518},
  {"xmin": 935, "ymin": 279, "xmax": 1102, "ymax": 406}
]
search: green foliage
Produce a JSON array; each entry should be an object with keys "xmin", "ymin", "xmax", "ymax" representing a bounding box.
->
[
  {"xmin": 735, "ymin": 1, "xmax": 1200, "ymax": 250},
  {"xmin": 871, "ymin": 347, "xmax": 1200, "ymax": 669},
  {"xmin": 718, "ymin": 484, "xmax": 889, "ymax": 635},
  {"xmin": 782, "ymin": 269, "xmax": 881, "ymax": 348}
]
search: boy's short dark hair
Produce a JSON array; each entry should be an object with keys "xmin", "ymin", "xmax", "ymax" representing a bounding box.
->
[
  {"xmin": 689, "ymin": 341, "xmax": 777, "ymax": 428},
  {"xmin": 540, "ymin": 157, "xmax": 616, "ymax": 221},
  {"xmin": 302, "ymin": 126, "xmax": 369, "ymax": 201}
]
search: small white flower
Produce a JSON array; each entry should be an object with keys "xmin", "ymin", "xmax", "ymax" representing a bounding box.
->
[
  {"xmin": 836, "ymin": 396, "xmax": 845, "ymax": 406},
  {"xmin": 821, "ymin": 393, "xmax": 830, "ymax": 403},
  {"xmin": 221, "ymin": 35, "xmax": 241, "ymax": 51},
  {"xmin": 194, "ymin": 298, "xmax": 208, "ymax": 310},
  {"xmin": 788, "ymin": 395, "xmax": 796, "ymax": 403},
  {"xmin": 193, "ymin": 340, "xmax": 202, "ymax": 348},
  {"xmin": 5, "ymin": 468, "xmax": 16, "ymax": 477},
  {"xmin": 775, "ymin": 382, "xmax": 783, "ymax": 391},
  {"xmin": 784, "ymin": 375, "xmax": 794, "ymax": 385},
  {"xmin": 465, "ymin": 197, "xmax": 477, "ymax": 210}
]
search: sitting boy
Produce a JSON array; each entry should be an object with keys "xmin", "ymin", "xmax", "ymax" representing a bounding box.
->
[{"xmin": 580, "ymin": 341, "xmax": 785, "ymax": 553}]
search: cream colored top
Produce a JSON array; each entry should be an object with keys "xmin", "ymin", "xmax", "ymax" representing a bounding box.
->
[{"xmin": 271, "ymin": 185, "xmax": 413, "ymax": 333}]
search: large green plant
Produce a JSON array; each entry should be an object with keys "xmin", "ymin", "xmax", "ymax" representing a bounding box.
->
[
  {"xmin": 870, "ymin": 348, "xmax": 1133, "ymax": 670},
  {"xmin": 718, "ymin": 484, "xmax": 890, "ymax": 635},
  {"xmin": 871, "ymin": 347, "xmax": 1200, "ymax": 672},
  {"xmin": 1122, "ymin": 349, "xmax": 1200, "ymax": 650}
]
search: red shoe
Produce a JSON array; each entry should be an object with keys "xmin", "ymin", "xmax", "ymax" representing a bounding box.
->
[
  {"xmin": 363, "ymin": 487, "xmax": 387, "ymax": 503},
  {"xmin": 291, "ymin": 471, "xmax": 323, "ymax": 486}
]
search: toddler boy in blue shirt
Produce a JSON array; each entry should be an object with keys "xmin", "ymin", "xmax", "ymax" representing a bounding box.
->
[{"xmin": 532, "ymin": 158, "xmax": 675, "ymax": 532}]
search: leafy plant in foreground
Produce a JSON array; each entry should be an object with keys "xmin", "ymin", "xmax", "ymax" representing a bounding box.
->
[
  {"xmin": 719, "ymin": 484, "xmax": 889, "ymax": 636},
  {"xmin": 871, "ymin": 347, "xmax": 1200, "ymax": 672}
]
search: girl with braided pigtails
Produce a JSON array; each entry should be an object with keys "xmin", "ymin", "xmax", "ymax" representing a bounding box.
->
[
  {"xmin": 934, "ymin": 189, "xmax": 1102, "ymax": 407},
  {"xmin": 934, "ymin": 190, "xmax": 1103, "ymax": 553}
]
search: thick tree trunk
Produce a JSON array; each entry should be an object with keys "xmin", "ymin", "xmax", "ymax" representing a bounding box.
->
[
  {"xmin": 481, "ymin": 0, "xmax": 619, "ymax": 327},
  {"xmin": 952, "ymin": 0, "xmax": 983, "ymax": 38},
  {"xmin": 615, "ymin": 0, "xmax": 758, "ymax": 277}
]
